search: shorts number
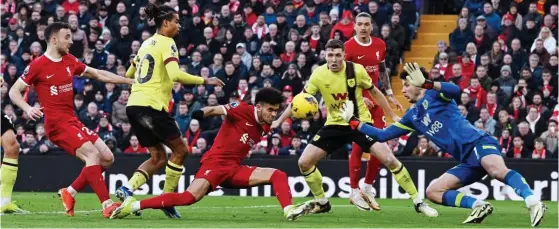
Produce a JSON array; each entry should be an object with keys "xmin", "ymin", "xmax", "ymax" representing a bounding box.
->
[
  {"xmin": 136, "ymin": 54, "xmax": 155, "ymax": 84},
  {"xmin": 81, "ymin": 127, "xmax": 94, "ymax": 136}
]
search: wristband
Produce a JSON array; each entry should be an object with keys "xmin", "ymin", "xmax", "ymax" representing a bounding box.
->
[
  {"xmin": 349, "ymin": 117, "xmax": 361, "ymax": 130},
  {"xmin": 386, "ymin": 89, "xmax": 393, "ymax": 95},
  {"xmin": 192, "ymin": 109, "xmax": 205, "ymax": 121},
  {"xmin": 422, "ymin": 80, "xmax": 434, "ymax": 89}
]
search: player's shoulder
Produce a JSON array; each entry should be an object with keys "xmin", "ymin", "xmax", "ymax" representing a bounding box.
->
[
  {"xmin": 28, "ymin": 55, "xmax": 48, "ymax": 66},
  {"xmin": 225, "ymin": 101, "xmax": 252, "ymax": 111},
  {"xmin": 350, "ymin": 62, "xmax": 367, "ymax": 72},
  {"xmin": 311, "ymin": 64, "xmax": 330, "ymax": 75}
]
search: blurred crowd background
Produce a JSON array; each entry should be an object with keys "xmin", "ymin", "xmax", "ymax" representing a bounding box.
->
[{"xmin": 0, "ymin": 0, "xmax": 557, "ymax": 160}]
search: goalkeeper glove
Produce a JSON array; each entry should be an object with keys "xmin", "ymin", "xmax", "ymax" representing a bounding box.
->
[
  {"xmin": 403, "ymin": 62, "xmax": 433, "ymax": 89},
  {"xmin": 341, "ymin": 101, "xmax": 361, "ymax": 130}
]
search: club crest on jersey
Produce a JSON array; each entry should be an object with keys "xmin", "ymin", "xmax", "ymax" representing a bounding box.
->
[
  {"xmin": 313, "ymin": 134, "xmax": 320, "ymax": 141},
  {"xmin": 347, "ymin": 79, "xmax": 355, "ymax": 87},
  {"xmin": 422, "ymin": 100, "xmax": 429, "ymax": 109},
  {"xmin": 66, "ymin": 67, "xmax": 71, "ymax": 77},
  {"xmin": 230, "ymin": 102, "xmax": 239, "ymax": 108},
  {"xmin": 376, "ymin": 51, "xmax": 380, "ymax": 60}
]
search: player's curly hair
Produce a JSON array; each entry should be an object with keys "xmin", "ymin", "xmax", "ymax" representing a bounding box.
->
[
  {"xmin": 44, "ymin": 22, "xmax": 71, "ymax": 42},
  {"xmin": 145, "ymin": 3, "xmax": 176, "ymax": 28},
  {"xmin": 255, "ymin": 88, "xmax": 283, "ymax": 106},
  {"xmin": 399, "ymin": 66, "xmax": 429, "ymax": 80}
]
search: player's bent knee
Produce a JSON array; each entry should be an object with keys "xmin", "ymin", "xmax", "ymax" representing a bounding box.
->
[
  {"xmin": 101, "ymin": 152, "xmax": 114, "ymax": 167},
  {"xmin": 76, "ymin": 143, "xmax": 102, "ymax": 163},
  {"xmin": 297, "ymin": 157, "xmax": 313, "ymax": 172},
  {"xmin": 425, "ymin": 184, "xmax": 444, "ymax": 203}
]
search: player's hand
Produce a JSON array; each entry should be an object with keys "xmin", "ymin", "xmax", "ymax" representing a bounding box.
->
[
  {"xmin": 205, "ymin": 77, "xmax": 225, "ymax": 86},
  {"xmin": 388, "ymin": 95, "xmax": 403, "ymax": 111},
  {"xmin": 342, "ymin": 101, "xmax": 362, "ymax": 130},
  {"xmin": 363, "ymin": 97, "xmax": 375, "ymax": 109},
  {"xmin": 403, "ymin": 62, "xmax": 426, "ymax": 87},
  {"xmin": 26, "ymin": 107, "xmax": 43, "ymax": 121},
  {"xmin": 391, "ymin": 114, "xmax": 402, "ymax": 123},
  {"xmin": 39, "ymin": 144, "xmax": 49, "ymax": 153}
]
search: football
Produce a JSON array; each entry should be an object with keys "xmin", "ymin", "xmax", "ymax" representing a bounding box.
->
[{"xmin": 291, "ymin": 93, "xmax": 319, "ymax": 119}]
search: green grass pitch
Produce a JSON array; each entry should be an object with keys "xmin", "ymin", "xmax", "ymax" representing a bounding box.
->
[{"xmin": 2, "ymin": 192, "xmax": 557, "ymax": 228}]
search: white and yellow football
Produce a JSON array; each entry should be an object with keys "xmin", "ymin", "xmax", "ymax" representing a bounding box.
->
[{"xmin": 291, "ymin": 93, "xmax": 319, "ymax": 119}]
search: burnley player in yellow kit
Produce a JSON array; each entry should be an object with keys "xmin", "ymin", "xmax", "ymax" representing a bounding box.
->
[
  {"xmin": 273, "ymin": 39, "xmax": 438, "ymax": 217},
  {"xmin": 115, "ymin": 3, "xmax": 224, "ymax": 218}
]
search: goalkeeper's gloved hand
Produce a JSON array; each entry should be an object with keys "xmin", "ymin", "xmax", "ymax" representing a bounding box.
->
[
  {"xmin": 341, "ymin": 101, "xmax": 361, "ymax": 130},
  {"xmin": 403, "ymin": 62, "xmax": 434, "ymax": 89}
]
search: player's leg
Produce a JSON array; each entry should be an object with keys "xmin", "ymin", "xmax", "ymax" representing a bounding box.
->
[
  {"xmin": 427, "ymin": 165, "xmax": 492, "ymax": 224},
  {"xmin": 348, "ymin": 143, "xmax": 372, "ymax": 211},
  {"xmin": 161, "ymin": 136, "xmax": 189, "ymax": 194},
  {"xmin": 362, "ymin": 137, "xmax": 437, "ymax": 217},
  {"xmin": 298, "ymin": 143, "xmax": 330, "ymax": 213},
  {"xmin": 93, "ymin": 138, "xmax": 115, "ymax": 169},
  {"xmin": 478, "ymin": 142, "xmax": 546, "ymax": 226},
  {"xmin": 0, "ymin": 129, "xmax": 27, "ymax": 213},
  {"xmin": 360, "ymin": 110, "xmax": 385, "ymax": 211}
]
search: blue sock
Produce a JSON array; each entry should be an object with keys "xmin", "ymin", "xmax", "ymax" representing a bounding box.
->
[
  {"xmin": 504, "ymin": 170, "xmax": 534, "ymax": 199},
  {"xmin": 442, "ymin": 190, "xmax": 478, "ymax": 209}
]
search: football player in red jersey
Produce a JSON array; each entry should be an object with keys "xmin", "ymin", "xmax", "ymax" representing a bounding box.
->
[
  {"xmin": 8, "ymin": 22, "xmax": 133, "ymax": 217},
  {"xmin": 344, "ymin": 12, "xmax": 403, "ymax": 211},
  {"xmin": 110, "ymin": 88, "xmax": 312, "ymax": 221}
]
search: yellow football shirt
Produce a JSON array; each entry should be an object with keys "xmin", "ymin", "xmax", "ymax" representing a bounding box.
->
[
  {"xmin": 127, "ymin": 34, "xmax": 203, "ymax": 112},
  {"xmin": 304, "ymin": 62, "xmax": 373, "ymax": 126}
]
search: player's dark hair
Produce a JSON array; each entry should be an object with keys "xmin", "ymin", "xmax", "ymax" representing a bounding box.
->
[
  {"xmin": 44, "ymin": 22, "xmax": 70, "ymax": 42},
  {"xmin": 255, "ymin": 88, "xmax": 283, "ymax": 106},
  {"xmin": 325, "ymin": 39, "xmax": 344, "ymax": 51},
  {"xmin": 145, "ymin": 3, "xmax": 176, "ymax": 28},
  {"xmin": 355, "ymin": 12, "xmax": 373, "ymax": 21},
  {"xmin": 399, "ymin": 66, "xmax": 428, "ymax": 80},
  {"xmin": 535, "ymin": 138, "xmax": 545, "ymax": 144}
]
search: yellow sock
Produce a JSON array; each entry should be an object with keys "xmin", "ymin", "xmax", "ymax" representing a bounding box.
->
[
  {"xmin": 163, "ymin": 161, "xmax": 183, "ymax": 193},
  {"xmin": 1, "ymin": 158, "xmax": 18, "ymax": 200},
  {"xmin": 302, "ymin": 166, "xmax": 325, "ymax": 199},
  {"xmin": 390, "ymin": 163, "xmax": 419, "ymax": 199},
  {"xmin": 128, "ymin": 170, "xmax": 149, "ymax": 191}
]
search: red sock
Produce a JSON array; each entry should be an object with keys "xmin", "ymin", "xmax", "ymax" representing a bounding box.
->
[
  {"xmin": 140, "ymin": 191, "xmax": 196, "ymax": 209},
  {"xmin": 270, "ymin": 170, "xmax": 292, "ymax": 208},
  {"xmin": 349, "ymin": 143, "xmax": 363, "ymax": 189},
  {"xmin": 70, "ymin": 169, "xmax": 88, "ymax": 192},
  {"xmin": 364, "ymin": 156, "xmax": 381, "ymax": 185},
  {"xmin": 83, "ymin": 165, "xmax": 110, "ymax": 203}
]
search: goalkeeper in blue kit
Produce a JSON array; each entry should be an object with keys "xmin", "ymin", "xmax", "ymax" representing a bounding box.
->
[{"xmin": 341, "ymin": 63, "xmax": 547, "ymax": 227}]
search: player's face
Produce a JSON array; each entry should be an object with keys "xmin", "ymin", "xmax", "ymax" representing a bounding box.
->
[
  {"xmin": 401, "ymin": 80, "xmax": 422, "ymax": 103},
  {"xmin": 256, "ymin": 103, "xmax": 280, "ymax": 125},
  {"xmin": 53, "ymin": 28, "xmax": 73, "ymax": 55},
  {"xmin": 325, "ymin": 48, "xmax": 344, "ymax": 72},
  {"xmin": 165, "ymin": 13, "xmax": 181, "ymax": 37},
  {"xmin": 355, "ymin": 17, "xmax": 372, "ymax": 39}
]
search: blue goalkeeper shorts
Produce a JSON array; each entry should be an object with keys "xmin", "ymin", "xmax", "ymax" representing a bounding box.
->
[{"xmin": 446, "ymin": 136, "xmax": 502, "ymax": 186}]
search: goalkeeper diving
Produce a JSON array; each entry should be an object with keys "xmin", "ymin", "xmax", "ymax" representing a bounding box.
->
[{"xmin": 341, "ymin": 62, "xmax": 547, "ymax": 227}]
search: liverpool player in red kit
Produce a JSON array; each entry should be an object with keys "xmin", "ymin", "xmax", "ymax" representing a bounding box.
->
[
  {"xmin": 344, "ymin": 13, "xmax": 403, "ymax": 211},
  {"xmin": 8, "ymin": 22, "xmax": 133, "ymax": 217},
  {"xmin": 111, "ymin": 88, "xmax": 312, "ymax": 221}
]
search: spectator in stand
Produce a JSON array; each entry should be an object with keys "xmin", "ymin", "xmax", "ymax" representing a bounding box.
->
[
  {"xmin": 96, "ymin": 114, "xmax": 116, "ymax": 141},
  {"xmin": 464, "ymin": 0, "xmax": 485, "ymax": 16},
  {"xmin": 482, "ymin": 2, "xmax": 501, "ymax": 32},
  {"xmin": 105, "ymin": 137, "xmax": 122, "ymax": 154},
  {"xmin": 279, "ymin": 120, "xmax": 295, "ymax": 147},
  {"xmin": 451, "ymin": 18, "xmax": 474, "ymax": 55},
  {"xmin": 474, "ymin": 65, "xmax": 492, "ymax": 91},
  {"xmin": 330, "ymin": 10, "xmax": 353, "ymax": 40},
  {"xmin": 500, "ymin": 13, "xmax": 520, "ymax": 47},
  {"xmin": 458, "ymin": 103, "xmax": 479, "ymax": 124},
  {"xmin": 532, "ymin": 138, "xmax": 547, "ymax": 159},
  {"xmin": 531, "ymin": 27, "xmax": 556, "ymax": 55},
  {"xmin": 486, "ymin": 41, "xmax": 505, "ymax": 75},
  {"xmin": 434, "ymin": 52, "xmax": 451, "ymax": 78},
  {"xmin": 502, "ymin": 3, "xmax": 524, "ymax": 30},
  {"xmin": 476, "ymin": 107, "xmax": 497, "ymax": 135},
  {"xmin": 518, "ymin": 121, "xmax": 535, "ymax": 151},
  {"xmin": 279, "ymin": 135, "xmax": 305, "ymax": 156},
  {"xmin": 433, "ymin": 40, "xmax": 457, "ymax": 66},
  {"xmin": 495, "ymin": 109, "xmax": 518, "ymax": 137},
  {"xmin": 191, "ymin": 138, "xmax": 209, "ymax": 155},
  {"xmin": 532, "ymin": 39, "xmax": 551, "ymax": 65},
  {"xmin": 412, "ymin": 136, "xmax": 438, "ymax": 157},
  {"xmin": 508, "ymin": 136, "xmax": 529, "ymax": 158},
  {"xmin": 475, "ymin": 15, "xmax": 497, "ymax": 40},
  {"xmin": 540, "ymin": 119, "xmax": 558, "ymax": 156},
  {"xmin": 20, "ymin": 131, "xmax": 39, "ymax": 154},
  {"xmin": 111, "ymin": 90, "xmax": 129, "ymax": 127},
  {"xmin": 448, "ymin": 63, "xmax": 469, "ymax": 90},
  {"xmin": 175, "ymin": 101, "xmax": 191, "ymax": 135},
  {"xmin": 458, "ymin": 7, "xmax": 475, "ymax": 28},
  {"xmin": 520, "ymin": 15, "xmax": 540, "ymax": 51},
  {"xmin": 124, "ymin": 135, "xmax": 148, "ymax": 154},
  {"xmin": 459, "ymin": 52, "xmax": 476, "ymax": 80},
  {"xmin": 498, "ymin": 129, "xmax": 513, "ymax": 156},
  {"xmin": 525, "ymin": 106, "xmax": 547, "ymax": 137},
  {"xmin": 389, "ymin": 14, "xmax": 406, "ymax": 52},
  {"xmin": 79, "ymin": 102, "xmax": 100, "ymax": 130},
  {"xmin": 497, "ymin": 65, "xmax": 517, "ymax": 95}
]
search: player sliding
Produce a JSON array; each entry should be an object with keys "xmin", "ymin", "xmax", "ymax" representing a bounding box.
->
[
  {"xmin": 344, "ymin": 12, "xmax": 403, "ymax": 211},
  {"xmin": 111, "ymin": 88, "xmax": 311, "ymax": 220},
  {"xmin": 342, "ymin": 62, "xmax": 547, "ymax": 227},
  {"xmin": 273, "ymin": 39, "xmax": 437, "ymax": 217},
  {"xmin": 0, "ymin": 112, "xmax": 29, "ymax": 214},
  {"xmin": 9, "ymin": 22, "xmax": 134, "ymax": 217},
  {"xmin": 114, "ymin": 3, "xmax": 224, "ymax": 219}
]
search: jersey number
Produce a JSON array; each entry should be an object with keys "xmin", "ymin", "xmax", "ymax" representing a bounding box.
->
[{"xmin": 136, "ymin": 54, "xmax": 155, "ymax": 84}]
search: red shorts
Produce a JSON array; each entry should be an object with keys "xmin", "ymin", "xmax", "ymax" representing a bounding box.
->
[
  {"xmin": 194, "ymin": 161, "xmax": 257, "ymax": 190},
  {"xmin": 47, "ymin": 118, "xmax": 99, "ymax": 156},
  {"xmin": 363, "ymin": 91, "xmax": 386, "ymax": 128}
]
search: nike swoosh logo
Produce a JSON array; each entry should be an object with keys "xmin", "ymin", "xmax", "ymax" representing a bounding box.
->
[
  {"xmin": 358, "ymin": 55, "xmax": 365, "ymax": 59},
  {"xmin": 46, "ymin": 74, "xmax": 54, "ymax": 79},
  {"xmin": 246, "ymin": 122, "xmax": 254, "ymax": 126}
]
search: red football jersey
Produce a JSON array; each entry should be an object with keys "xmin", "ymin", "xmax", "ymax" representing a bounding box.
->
[
  {"xmin": 201, "ymin": 102, "xmax": 271, "ymax": 165},
  {"xmin": 20, "ymin": 54, "xmax": 87, "ymax": 131},
  {"xmin": 344, "ymin": 36, "xmax": 386, "ymax": 86}
]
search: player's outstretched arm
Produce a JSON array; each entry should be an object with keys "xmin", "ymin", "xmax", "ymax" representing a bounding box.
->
[
  {"xmin": 166, "ymin": 61, "xmax": 224, "ymax": 86},
  {"xmin": 192, "ymin": 105, "xmax": 226, "ymax": 120},
  {"xmin": 83, "ymin": 67, "xmax": 134, "ymax": 85},
  {"xmin": 9, "ymin": 80, "xmax": 42, "ymax": 121},
  {"xmin": 403, "ymin": 62, "xmax": 460, "ymax": 101},
  {"xmin": 341, "ymin": 101, "xmax": 409, "ymax": 141}
]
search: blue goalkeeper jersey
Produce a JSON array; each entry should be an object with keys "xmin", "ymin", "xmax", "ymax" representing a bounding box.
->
[{"xmin": 393, "ymin": 85, "xmax": 488, "ymax": 161}]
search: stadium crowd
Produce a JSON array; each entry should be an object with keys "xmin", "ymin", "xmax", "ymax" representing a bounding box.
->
[{"xmin": 0, "ymin": 0, "xmax": 556, "ymax": 160}]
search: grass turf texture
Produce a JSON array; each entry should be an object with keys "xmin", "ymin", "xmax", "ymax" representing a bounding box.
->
[{"xmin": 2, "ymin": 192, "xmax": 557, "ymax": 228}]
